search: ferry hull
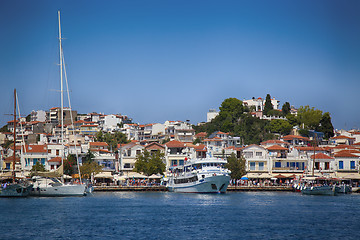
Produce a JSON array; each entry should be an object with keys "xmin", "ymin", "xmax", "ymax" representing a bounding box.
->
[{"xmin": 169, "ymin": 175, "xmax": 230, "ymax": 193}]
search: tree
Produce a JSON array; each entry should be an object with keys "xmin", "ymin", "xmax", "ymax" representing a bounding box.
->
[
  {"xmin": 263, "ymin": 94, "xmax": 273, "ymax": 116},
  {"xmin": 134, "ymin": 150, "xmax": 165, "ymax": 176},
  {"xmin": 64, "ymin": 154, "xmax": 77, "ymax": 176},
  {"xmin": 286, "ymin": 113, "xmax": 298, "ymax": 126},
  {"xmin": 266, "ymin": 119, "xmax": 293, "ymax": 135},
  {"xmin": 80, "ymin": 161, "xmax": 102, "ymax": 179},
  {"xmin": 225, "ymin": 153, "xmax": 246, "ymax": 180},
  {"xmin": 282, "ymin": 102, "xmax": 291, "ymax": 116},
  {"xmin": 0, "ymin": 125, "xmax": 9, "ymax": 133},
  {"xmin": 316, "ymin": 112, "xmax": 334, "ymax": 139},
  {"xmin": 31, "ymin": 162, "xmax": 46, "ymax": 173},
  {"xmin": 83, "ymin": 150, "xmax": 95, "ymax": 164},
  {"xmin": 95, "ymin": 131, "xmax": 129, "ymax": 151},
  {"xmin": 297, "ymin": 105, "xmax": 323, "ymax": 129}
]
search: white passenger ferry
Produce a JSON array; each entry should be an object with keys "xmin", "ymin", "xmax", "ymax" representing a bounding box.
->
[{"xmin": 167, "ymin": 157, "xmax": 231, "ymax": 193}]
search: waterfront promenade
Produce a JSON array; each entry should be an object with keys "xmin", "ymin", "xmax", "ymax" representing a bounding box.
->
[{"xmin": 93, "ymin": 185, "xmax": 295, "ymax": 192}]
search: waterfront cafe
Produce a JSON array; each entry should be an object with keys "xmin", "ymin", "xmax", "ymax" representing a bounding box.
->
[{"xmin": 94, "ymin": 172, "xmax": 114, "ymax": 186}]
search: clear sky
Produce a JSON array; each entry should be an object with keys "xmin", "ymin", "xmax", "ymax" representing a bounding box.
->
[{"xmin": 1, "ymin": 0, "xmax": 360, "ymax": 130}]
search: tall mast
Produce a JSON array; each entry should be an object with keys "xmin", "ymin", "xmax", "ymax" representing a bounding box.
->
[
  {"xmin": 312, "ymin": 133, "xmax": 317, "ymax": 176},
  {"xmin": 13, "ymin": 89, "xmax": 16, "ymax": 182},
  {"xmin": 58, "ymin": 10, "xmax": 64, "ymax": 168}
]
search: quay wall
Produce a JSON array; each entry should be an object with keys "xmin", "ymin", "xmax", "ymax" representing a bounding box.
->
[{"xmin": 93, "ymin": 186, "xmax": 295, "ymax": 192}]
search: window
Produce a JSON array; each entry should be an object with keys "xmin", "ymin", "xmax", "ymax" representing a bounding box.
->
[
  {"xmin": 124, "ymin": 163, "xmax": 131, "ymax": 169},
  {"xmin": 250, "ymin": 162, "xmax": 255, "ymax": 171},
  {"xmin": 179, "ymin": 160, "xmax": 184, "ymax": 166},
  {"xmin": 351, "ymin": 161, "xmax": 355, "ymax": 170},
  {"xmin": 315, "ymin": 162, "xmax": 319, "ymax": 170},
  {"xmin": 41, "ymin": 158, "xmax": 46, "ymax": 165},
  {"xmin": 136, "ymin": 150, "xmax": 141, "ymax": 155},
  {"xmin": 244, "ymin": 152, "xmax": 253, "ymax": 158},
  {"xmin": 56, "ymin": 150, "xmax": 59, "ymax": 156},
  {"xmin": 275, "ymin": 162, "xmax": 281, "ymax": 168},
  {"xmin": 325, "ymin": 162, "xmax": 330, "ymax": 170},
  {"xmin": 171, "ymin": 160, "xmax": 177, "ymax": 166},
  {"xmin": 256, "ymin": 152, "xmax": 262, "ymax": 157},
  {"xmin": 127, "ymin": 149, "xmax": 131, "ymax": 156},
  {"xmin": 339, "ymin": 161, "xmax": 344, "ymax": 170},
  {"xmin": 259, "ymin": 162, "xmax": 264, "ymax": 171},
  {"xmin": 33, "ymin": 158, "xmax": 38, "ymax": 165},
  {"xmin": 48, "ymin": 149, "xmax": 51, "ymax": 154},
  {"xmin": 6, "ymin": 163, "xmax": 11, "ymax": 169}
]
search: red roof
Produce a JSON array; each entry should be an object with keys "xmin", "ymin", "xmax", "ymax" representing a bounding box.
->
[
  {"xmin": 334, "ymin": 152, "xmax": 360, "ymax": 158},
  {"xmin": 195, "ymin": 132, "xmax": 207, "ymax": 138},
  {"xmin": 295, "ymin": 146, "xmax": 326, "ymax": 151},
  {"xmin": 48, "ymin": 157, "xmax": 62, "ymax": 162},
  {"xmin": 283, "ymin": 135, "xmax": 310, "ymax": 141},
  {"xmin": 331, "ymin": 135, "xmax": 355, "ymax": 140},
  {"xmin": 24, "ymin": 144, "xmax": 47, "ymax": 153},
  {"xmin": 90, "ymin": 142, "xmax": 108, "ymax": 147},
  {"xmin": 311, "ymin": 153, "xmax": 333, "ymax": 160},
  {"xmin": 267, "ymin": 145, "xmax": 288, "ymax": 151},
  {"xmin": 260, "ymin": 140, "xmax": 288, "ymax": 145},
  {"xmin": 165, "ymin": 140, "xmax": 186, "ymax": 148},
  {"xmin": 145, "ymin": 142, "xmax": 165, "ymax": 150}
]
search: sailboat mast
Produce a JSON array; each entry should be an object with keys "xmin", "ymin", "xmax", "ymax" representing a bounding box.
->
[
  {"xmin": 13, "ymin": 89, "xmax": 16, "ymax": 182},
  {"xmin": 58, "ymin": 10, "xmax": 64, "ymax": 167}
]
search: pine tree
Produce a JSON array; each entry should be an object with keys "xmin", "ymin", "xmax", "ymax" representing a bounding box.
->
[{"xmin": 263, "ymin": 94, "xmax": 273, "ymax": 116}]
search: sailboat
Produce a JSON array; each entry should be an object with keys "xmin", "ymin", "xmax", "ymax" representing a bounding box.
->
[
  {"xmin": 30, "ymin": 11, "xmax": 86, "ymax": 197},
  {"xmin": 0, "ymin": 89, "xmax": 33, "ymax": 197}
]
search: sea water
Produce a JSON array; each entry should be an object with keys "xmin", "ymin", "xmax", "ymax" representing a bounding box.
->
[{"xmin": 1, "ymin": 192, "xmax": 360, "ymax": 240}]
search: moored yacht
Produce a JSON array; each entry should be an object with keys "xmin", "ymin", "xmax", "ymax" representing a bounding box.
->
[
  {"xmin": 30, "ymin": 176, "xmax": 86, "ymax": 197},
  {"xmin": 167, "ymin": 157, "xmax": 231, "ymax": 193}
]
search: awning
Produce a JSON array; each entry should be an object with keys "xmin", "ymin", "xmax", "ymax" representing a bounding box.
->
[
  {"xmin": 126, "ymin": 172, "xmax": 148, "ymax": 178},
  {"xmin": 94, "ymin": 172, "xmax": 114, "ymax": 179},
  {"xmin": 336, "ymin": 172, "xmax": 360, "ymax": 180},
  {"xmin": 148, "ymin": 174, "xmax": 162, "ymax": 179},
  {"xmin": 243, "ymin": 173, "xmax": 273, "ymax": 179}
]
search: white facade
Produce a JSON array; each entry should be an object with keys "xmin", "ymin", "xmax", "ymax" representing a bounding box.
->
[
  {"xmin": 30, "ymin": 110, "xmax": 46, "ymax": 122},
  {"xmin": 207, "ymin": 109, "xmax": 219, "ymax": 122},
  {"xmin": 103, "ymin": 114, "xmax": 122, "ymax": 132}
]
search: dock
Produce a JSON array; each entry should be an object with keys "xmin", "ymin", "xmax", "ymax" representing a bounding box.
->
[
  {"xmin": 94, "ymin": 186, "xmax": 168, "ymax": 192},
  {"xmin": 227, "ymin": 186, "xmax": 294, "ymax": 191},
  {"xmin": 93, "ymin": 185, "xmax": 295, "ymax": 192}
]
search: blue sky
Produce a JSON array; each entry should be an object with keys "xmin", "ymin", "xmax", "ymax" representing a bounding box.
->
[{"xmin": 1, "ymin": 0, "xmax": 360, "ymax": 130}]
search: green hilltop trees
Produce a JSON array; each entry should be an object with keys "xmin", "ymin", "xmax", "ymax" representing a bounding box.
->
[{"xmin": 194, "ymin": 96, "xmax": 335, "ymax": 145}]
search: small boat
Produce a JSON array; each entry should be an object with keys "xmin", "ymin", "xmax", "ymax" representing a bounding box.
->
[
  {"xmin": 167, "ymin": 157, "xmax": 231, "ymax": 193},
  {"xmin": 0, "ymin": 182, "xmax": 33, "ymax": 197},
  {"xmin": 335, "ymin": 184, "xmax": 352, "ymax": 194}
]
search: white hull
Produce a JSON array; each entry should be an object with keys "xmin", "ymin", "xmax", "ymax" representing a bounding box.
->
[
  {"xmin": 30, "ymin": 177, "xmax": 86, "ymax": 197},
  {"xmin": 168, "ymin": 174, "xmax": 230, "ymax": 193},
  {"xmin": 31, "ymin": 184, "xmax": 86, "ymax": 197}
]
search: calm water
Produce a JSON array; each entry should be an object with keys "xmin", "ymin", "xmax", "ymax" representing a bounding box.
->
[{"xmin": 1, "ymin": 191, "xmax": 360, "ymax": 240}]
